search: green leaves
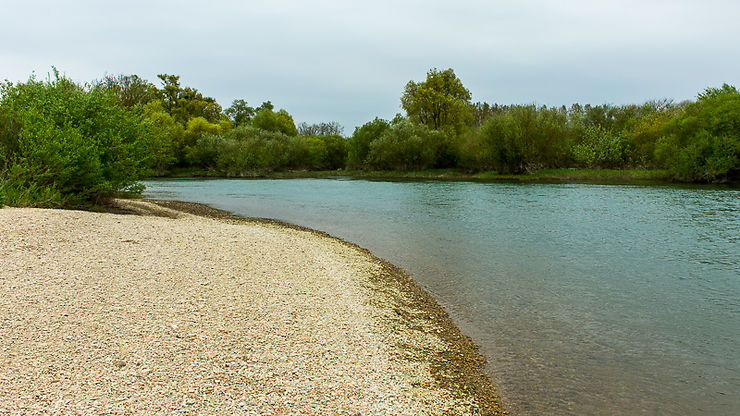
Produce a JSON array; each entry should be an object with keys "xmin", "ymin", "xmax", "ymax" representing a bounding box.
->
[
  {"xmin": 401, "ymin": 68, "xmax": 473, "ymax": 137},
  {"xmin": 656, "ymin": 84, "xmax": 740, "ymax": 182},
  {"xmin": 250, "ymin": 108, "xmax": 298, "ymax": 136},
  {"xmin": 0, "ymin": 72, "xmax": 154, "ymax": 207}
]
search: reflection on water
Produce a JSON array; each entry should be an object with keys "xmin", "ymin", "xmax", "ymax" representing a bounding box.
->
[{"xmin": 144, "ymin": 178, "xmax": 740, "ymax": 415}]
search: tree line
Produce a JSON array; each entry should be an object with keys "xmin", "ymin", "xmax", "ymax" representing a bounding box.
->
[{"xmin": 1, "ymin": 67, "xmax": 738, "ymax": 207}]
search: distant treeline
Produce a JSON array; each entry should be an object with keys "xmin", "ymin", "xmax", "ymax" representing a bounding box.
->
[{"xmin": 1, "ymin": 67, "xmax": 738, "ymax": 207}]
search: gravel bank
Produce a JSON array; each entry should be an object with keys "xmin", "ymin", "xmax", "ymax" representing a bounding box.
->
[{"xmin": 0, "ymin": 199, "xmax": 504, "ymax": 415}]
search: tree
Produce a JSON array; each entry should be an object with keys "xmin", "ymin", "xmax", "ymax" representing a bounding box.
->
[
  {"xmin": 365, "ymin": 119, "xmax": 448, "ymax": 170},
  {"xmin": 462, "ymin": 105, "xmax": 574, "ymax": 173},
  {"xmin": 656, "ymin": 84, "xmax": 740, "ymax": 182},
  {"xmin": 297, "ymin": 121, "xmax": 344, "ymax": 136},
  {"xmin": 155, "ymin": 74, "xmax": 223, "ymax": 124},
  {"xmin": 225, "ymin": 99, "xmax": 255, "ymax": 127},
  {"xmin": 102, "ymin": 74, "xmax": 157, "ymax": 107},
  {"xmin": 251, "ymin": 107, "xmax": 298, "ymax": 136},
  {"xmin": 401, "ymin": 68, "xmax": 473, "ymax": 136},
  {"xmin": 141, "ymin": 101, "xmax": 184, "ymax": 174},
  {"xmin": 571, "ymin": 126, "xmax": 630, "ymax": 168},
  {"xmin": 347, "ymin": 118, "xmax": 390, "ymax": 167}
]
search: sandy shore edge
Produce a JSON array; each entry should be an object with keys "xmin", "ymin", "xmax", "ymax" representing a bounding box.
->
[{"xmin": 143, "ymin": 199, "xmax": 506, "ymax": 414}]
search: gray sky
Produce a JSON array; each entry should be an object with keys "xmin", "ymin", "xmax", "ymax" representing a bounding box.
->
[{"xmin": 3, "ymin": 0, "xmax": 739, "ymax": 132}]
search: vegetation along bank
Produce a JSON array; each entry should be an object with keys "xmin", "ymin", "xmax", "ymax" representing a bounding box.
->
[{"xmin": 1, "ymin": 67, "xmax": 739, "ymax": 208}]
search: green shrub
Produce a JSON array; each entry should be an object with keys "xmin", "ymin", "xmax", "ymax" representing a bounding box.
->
[
  {"xmin": 0, "ymin": 71, "xmax": 153, "ymax": 207},
  {"xmin": 366, "ymin": 119, "xmax": 449, "ymax": 170},
  {"xmin": 347, "ymin": 118, "xmax": 390, "ymax": 168},
  {"xmin": 462, "ymin": 105, "xmax": 574, "ymax": 173},
  {"xmin": 572, "ymin": 126, "xmax": 630, "ymax": 168},
  {"xmin": 656, "ymin": 84, "xmax": 740, "ymax": 182}
]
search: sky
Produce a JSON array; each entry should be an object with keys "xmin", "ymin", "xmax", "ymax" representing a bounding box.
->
[{"xmin": 2, "ymin": 0, "xmax": 739, "ymax": 132}]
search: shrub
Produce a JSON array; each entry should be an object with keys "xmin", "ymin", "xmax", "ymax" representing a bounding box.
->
[
  {"xmin": 0, "ymin": 71, "xmax": 153, "ymax": 207},
  {"xmin": 366, "ymin": 119, "xmax": 449, "ymax": 170},
  {"xmin": 572, "ymin": 126, "xmax": 630, "ymax": 168},
  {"xmin": 462, "ymin": 105, "xmax": 574, "ymax": 173},
  {"xmin": 656, "ymin": 84, "xmax": 740, "ymax": 182},
  {"xmin": 347, "ymin": 118, "xmax": 390, "ymax": 168}
]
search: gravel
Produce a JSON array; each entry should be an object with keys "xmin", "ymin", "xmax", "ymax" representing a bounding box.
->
[{"xmin": 0, "ymin": 199, "xmax": 504, "ymax": 415}]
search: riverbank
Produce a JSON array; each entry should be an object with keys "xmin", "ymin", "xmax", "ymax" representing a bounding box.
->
[
  {"xmin": 0, "ymin": 199, "xmax": 505, "ymax": 415},
  {"xmin": 161, "ymin": 167, "xmax": 686, "ymax": 185}
]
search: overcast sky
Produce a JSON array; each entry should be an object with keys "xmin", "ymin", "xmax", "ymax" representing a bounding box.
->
[{"xmin": 3, "ymin": 0, "xmax": 739, "ymax": 131}]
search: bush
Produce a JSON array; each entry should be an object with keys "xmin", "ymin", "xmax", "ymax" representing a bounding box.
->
[
  {"xmin": 188, "ymin": 126, "xmax": 309, "ymax": 175},
  {"xmin": 366, "ymin": 119, "xmax": 449, "ymax": 170},
  {"xmin": 0, "ymin": 71, "xmax": 153, "ymax": 207},
  {"xmin": 462, "ymin": 105, "xmax": 574, "ymax": 173},
  {"xmin": 656, "ymin": 84, "xmax": 740, "ymax": 182},
  {"xmin": 251, "ymin": 108, "xmax": 298, "ymax": 136},
  {"xmin": 347, "ymin": 118, "xmax": 390, "ymax": 168},
  {"xmin": 572, "ymin": 126, "xmax": 630, "ymax": 168}
]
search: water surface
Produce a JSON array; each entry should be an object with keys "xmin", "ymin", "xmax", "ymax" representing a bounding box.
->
[{"xmin": 144, "ymin": 178, "xmax": 739, "ymax": 415}]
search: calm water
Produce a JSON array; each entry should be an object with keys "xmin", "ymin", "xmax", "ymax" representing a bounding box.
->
[{"xmin": 143, "ymin": 178, "xmax": 739, "ymax": 415}]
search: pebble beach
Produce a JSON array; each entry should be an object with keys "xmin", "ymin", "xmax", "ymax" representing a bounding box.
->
[{"xmin": 0, "ymin": 199, "xmax": 503, "ymax": 415}]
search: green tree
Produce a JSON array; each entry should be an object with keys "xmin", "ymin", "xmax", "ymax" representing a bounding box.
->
[
  {"xmin": 347, "ymin": 118, "xmax": 390, "ymax": 167},
  {"xmin": 183, "ymin": 117, "xmax": 222, "ymax": 165},
  {"xmin": 225, "ymin": 99, "xmax": 255, "ymax": 126},
  {"xmin": 103, "ymin": 74, "xmax": 157, "ymax": 108},
  {"xmin": 201, "ymin": 126, "xmax": 307, "ymax": 175},
  {"xmin": 462, "ymin": 105, "xmax": 574, "ymax": 173},
  {"xmin": 401, "ymin": 68, "xmax": 473, "ymax": 136},
  {"xmin": 155, "ymin": 74, "xmax": 223, "ymax": 124},
  {"xmin": 366, "ymin": 119, "xmax": 448, "ymax": 170},
  {"xmin": 656, "ymin": 84, "xmax": 740, "ymax": 182},
  {"xmin": 251, "ymin": 107, "xmax": 298, "ymax": 136},
  {"xmin": 141, "ymin": 101, "xmax": 183, "ymax": 174}
]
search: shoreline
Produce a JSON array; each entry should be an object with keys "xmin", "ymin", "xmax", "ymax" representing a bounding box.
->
[
  {"xmin": 1, "ymin": 199, "xmax": 506, "ymax": 414},
  {"xmin": 145, "ymin": 199, "xmax": 507, "ymax": 415},
  {"xmin": 156, "ymin": 167, "xmax": 702, "ymax": 186}
]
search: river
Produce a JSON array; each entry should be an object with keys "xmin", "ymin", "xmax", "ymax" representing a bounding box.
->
[{"xmin": 143, "ymin": 178, "xmax": 739, "ymax": 415}]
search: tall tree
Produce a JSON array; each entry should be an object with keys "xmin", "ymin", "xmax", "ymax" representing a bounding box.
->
[
  {"xmin": 102, "ymin": 74, "xmax": 156, "ymax": 107},
  {"xmin": 400, "ymin": 68, "xmax": 473, "ymax": 135},
  {"xmin": 225, "ymin": 99, "xmax": 255, "ymax": 126},
  {"xmin": 155, "ymin": 74, "xmax": 223, "ymax": 124}
]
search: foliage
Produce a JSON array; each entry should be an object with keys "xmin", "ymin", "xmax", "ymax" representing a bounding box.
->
[
  {"xmin": 208, "ymin": 127, "xmax": 306, "ymax": 174},
  {"xmin": 471, "ymin": 102, "xmax": 506, "ymax": 127},
  {"xmin": 141, "ymin": 101, "xmax": 183, "ymax": 174},
  {"xmin": 401, "ymin": 68, "xmax": 473, "ymax": 136},
  {"xmin": 3, "ymin": 67, "xmax": 735, "ymax": 186},
  {"xmin": 462, "ymin": 105, "xmax": 574, "ymax": 173},
  {"xmin": 347, "ymin": 118, "xmax": 390, "ymax": 168},
  {"xmin": 571, "ymin": 126, "xmax": 630, "ymax": 168},
  {"xmin": 0, "ymin": 71, "xmax": 153, "ymax": 207},
  {"xmin": 656, "ymin": 84, "xmax": 740, "ymax": 182},
  {"xmin": 156, "ymin": 74, "xmax": 223, "ymax": 124},
  {"xmin": 365, "ymin": 119, "xmax": 450, "ymax": 170},
  {"xmin": 182, "ymin": 116, "xmax": 222, "ymax": 164},
  {"xmin": 102, "ymin": 74, "xmax": 157, "ymax": 108},
  {"xmin": 303, "ymin": 134, "xmax": 347, "ymax": 170},
  {"xmin": 225, "ymin": 99, "xmax": 255, "ymax": 126},
  {"xmin": 251, "ymin": 108, "xmax": 298, "ymax": 136},
  {"xmin": 622, "ymin": 106, "xmax": 676, "ymax": 166}
]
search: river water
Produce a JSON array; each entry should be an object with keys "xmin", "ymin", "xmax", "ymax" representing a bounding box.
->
[{"xmin": 143, "ymin": 178, "xmax": 739, "ymax": 415}]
